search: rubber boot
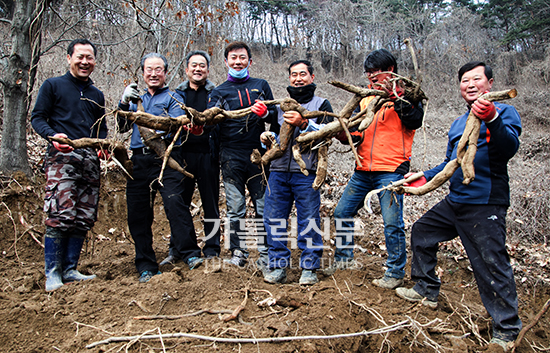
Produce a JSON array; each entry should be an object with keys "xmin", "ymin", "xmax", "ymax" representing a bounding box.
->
[
  {"xmin": 62, "ymin": 236, "xmax": 96, "ymax": 282},
  {"xmin": 44, "ymin": 236, "xmax": 64, "ymax": 292}
]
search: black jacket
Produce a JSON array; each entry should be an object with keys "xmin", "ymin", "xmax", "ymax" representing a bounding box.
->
[
  {"xmin": 207, "ymin": 77, "xmax": 276, "ymax": 151},
  {"xmin": 31, "ymin": 72, "xmax": 107, "ymax": 141}
]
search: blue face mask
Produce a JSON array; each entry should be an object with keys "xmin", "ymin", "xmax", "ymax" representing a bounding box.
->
[{"xmin": 226, "ymin": 60, "xmax": 250, "ymax": 79}]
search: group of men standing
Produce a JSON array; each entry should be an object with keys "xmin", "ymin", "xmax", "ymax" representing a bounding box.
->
[{"xmin": 30, "ymin": 38, "xmax": 522, "ymax": 350}]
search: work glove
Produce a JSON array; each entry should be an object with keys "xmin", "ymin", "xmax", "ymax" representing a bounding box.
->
[
  {"xmin": 403, "ymin": 172, "xmax": 427, "ymax": 188},
  {"xmin": 52, "ymin": 133, "xmax": 74, "ymax": 153},
  {"xmin": 251, "ymin": 100, "xmax": 268, "ymax": 118},
  {"xmin": 283, "ymin": 111, "xmax": 308, "ymax": 129},
  {"xmin": 335, "ymin": 131, "xmax": 361, "ymax": 144},
  {"xmin": 121, "ymin": 83, "xmax": 140, "ymax": 104},
  {"xmin": 382, "ymin": 81, "xmax": 404, "ymax": 101},
  {"xmin": 97, "ymin": 149, "xmax": 111, "ymax": 161},
  {"xmin": 184, "ymin": 124, "xmax": 204, "ymax": 136},
  {"xmin": 472, "ymin": 95, "xmax": 497, "ymax": 122}
]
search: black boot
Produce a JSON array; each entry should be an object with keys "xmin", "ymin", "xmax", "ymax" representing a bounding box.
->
[
  {"xmin": 44, "ymin": 227, "xmax": 65, "ymax": 292},
  {"xmin": 62, "ymin": 235, "xmax": 96, "ymax": 282}
]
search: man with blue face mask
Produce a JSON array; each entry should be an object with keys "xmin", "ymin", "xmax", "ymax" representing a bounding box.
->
[{"xmin": 207, "ymin": 41, "xmax": 276, "ymax": 268}]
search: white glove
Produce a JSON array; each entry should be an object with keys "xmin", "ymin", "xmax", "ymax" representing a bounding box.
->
[{"xmin": 121, "ymin": 83, "xmax": 140, "ymax": 104}]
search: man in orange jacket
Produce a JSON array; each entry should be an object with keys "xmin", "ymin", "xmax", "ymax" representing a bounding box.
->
[{"xmin": 324, "ymin": 49, "xmax": 423, "ymax": 289}]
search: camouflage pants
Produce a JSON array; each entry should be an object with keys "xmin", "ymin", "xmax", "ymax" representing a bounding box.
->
[{"xmin": 43, "ymin": 146, "xmax": 100, "ymax": 231}]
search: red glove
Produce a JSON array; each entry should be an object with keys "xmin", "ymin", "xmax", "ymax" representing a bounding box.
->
[
  {"xmin": 184, "ymin": 124, "xmax": 204, "ymax": 136},
  {"xmin": 382, "ymin": 82, "xmax": 404, "ymax": 101},
  {"xmin": 52, "ymin": 133, "xmax": 74, "ymax": 153},
  {"xmin": 403, "ymin": 172, "xmax": 427, "ymax": 188},
  {"xmin": 472, "ymin": 97, "xmax": 496, "ymax": 122},
  {"xmin": 251, "ymin": 100, "xmax": 268, "ymax": 118},
  {"xmin": 97, "ymin": 149, "xmax": 111, "ymax": 161}
]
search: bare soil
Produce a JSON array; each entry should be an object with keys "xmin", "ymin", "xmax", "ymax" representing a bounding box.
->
[
  {"xmin": 0, "ymin": 169, "xmax": 548, "ymax": 353},
  {"xmin": 1, "ymin": 129, "xmax": 550, "ymax": 352}
]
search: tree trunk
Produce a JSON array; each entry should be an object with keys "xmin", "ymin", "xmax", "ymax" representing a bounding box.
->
[{"xmin": 0, "ymin": 0, "xmax": 46, "ymax": 176}]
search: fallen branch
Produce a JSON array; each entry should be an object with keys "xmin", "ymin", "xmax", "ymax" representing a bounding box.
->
[
  {"xmin": 134, "ymin": 309, "xmax": 233, "ymax": 320},
  {"xmin": 86, "ymin": 320, "xmax": 412, "ymax": 348}
]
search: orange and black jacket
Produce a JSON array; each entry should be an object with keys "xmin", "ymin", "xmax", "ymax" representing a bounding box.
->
[{"xmin": 351, "ymin": 94, "xmax": 423, "ymax": 175}]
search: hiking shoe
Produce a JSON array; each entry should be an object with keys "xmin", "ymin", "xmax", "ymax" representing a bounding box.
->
[
  {"xmin": 224, "ymin": 250, "xmax": 248, "ymax": 267},
  {"xmin": 159, "ymin": 255, "xmax": 180, "ymax": 266},
  {"xmin": 139, "ymin": 270, "xmax": 161, "ymax": 283},
  {"xmin": 322, "ymin": 259, "xmax": 358, "ymax": 276},
  {"xmin": 372, "ymin": 276, "xmax": 404, "ymax": 289},
  {"xmin": 395, "ymin": 287, "xmax": 437, "ymax": 309},
  {"xmin": 489, "ymin": 338, "xmax": 514, "ymax": 352},
  {"xmin": 263, "ymin": 268, "xmax": 287, "ymax": 284},
  {"xmin": 187, "ymin": 257, "xmax": 204, "ymax": 270},
  {"xmin": 299, "ymin": 269, "xmax": 319, "ymax": 285},
  {"xmin": 255, "ymin": 257, "xmax": 269, "ymax": 277}
]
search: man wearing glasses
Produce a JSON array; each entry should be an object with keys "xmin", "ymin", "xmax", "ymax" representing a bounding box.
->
[{"xmin": 118, "ymin": 53, "xmax": 203, "ymax": 283}]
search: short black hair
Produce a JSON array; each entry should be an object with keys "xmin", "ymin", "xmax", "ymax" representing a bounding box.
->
[
  {"xmin": 141, "ymin": 53, "xmax": 169, "ymax": 72},
  {"xmin": 363, "ymin": 49, "xmax": 398, "ymax": 74},
  {"xmin": 67, "ymin": 39, "xmax": 97, "ymax": 57},
  {"xmin": 458, "ymin": 61, "xmax": 493, "ymax": 81},
  {"xmin": 288, "ymin": 60, "xmax": 314, "ymax": 75},
  {"xmin": 224, "ymin": 41, "xmax": 251, "ymax": 59},
  {"xmin": 185, "ymin": 50, "xmax": 211, "ymax": 68}
]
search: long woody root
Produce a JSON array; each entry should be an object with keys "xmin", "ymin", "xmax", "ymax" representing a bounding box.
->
[
  {"xmin": 456, "ymin": 89, "xmax": 517, "ymax": 185},
  {"xmin": 49, "ymin": 136, "xmax": 133, "ymax": 177},
  {"xmin": 137, "ymin": 127, "xmax": 194, "ymax": 179}
]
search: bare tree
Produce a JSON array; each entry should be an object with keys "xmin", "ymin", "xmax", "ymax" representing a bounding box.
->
[{"xmin": 0, "ymin": 0, "xmax": 48, "ymax": 175}]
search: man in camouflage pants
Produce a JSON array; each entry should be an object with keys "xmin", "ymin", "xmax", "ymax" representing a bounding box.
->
[{"xmin": 31, "ymin": 39, "xmax": 107, "ymax": 292}]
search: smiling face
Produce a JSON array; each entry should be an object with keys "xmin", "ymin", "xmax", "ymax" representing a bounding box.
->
[
  {"xmin": 185, "ymin": 54, "xmax": 209, "ymax": 89},
  {"xmin": 225, "ymin": 48, "xmax": 250, "ymax": 71},
  {"xmin": 289, "ymin": 63, "xmax": 314, "ymax": 87},
  {"xmin": 142, "ymin": 57, "xmax": 166, "ymax": 93},
  {"xmin": 460, "ymin": 65, "xmax": 494, "ymax": 105},
  {"xmin": 67, "ymin": 44, "xmax": 96, "ymax": 81}
]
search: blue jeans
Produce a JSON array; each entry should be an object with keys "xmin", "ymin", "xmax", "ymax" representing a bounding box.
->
[
  {"xmin": 220, "ymin": 148, "xmax": 266, "ymax": 254},
  {"xmin": 333, "ymin": 171, "xmax": 406, "ymax": 279},
  {"xmin": 264, "ymin": 172, "xmax": 323, "ymax": 270}
]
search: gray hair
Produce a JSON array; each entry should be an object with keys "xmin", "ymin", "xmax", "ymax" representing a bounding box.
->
[
  {"xmin": 185, "ymin": 50, "xmax": 211, "ymax": 68},
  {"xmin": 141, "ymin": 53, "xmax": 169, "ymax": 71}
]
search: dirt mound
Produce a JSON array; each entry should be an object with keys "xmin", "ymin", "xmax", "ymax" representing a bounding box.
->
[{"xmin": 0, "ymin": 170, "xmax": 549, "ymax": 353}]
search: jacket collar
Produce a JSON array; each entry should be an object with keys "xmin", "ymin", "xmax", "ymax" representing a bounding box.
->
[
  {"xmin": 176, "ymin": 79, "xmax": 215, "ymax": 92},
  {"xmin": 64, "ymin": 71, "xmax": 93, "ymax": 87}
]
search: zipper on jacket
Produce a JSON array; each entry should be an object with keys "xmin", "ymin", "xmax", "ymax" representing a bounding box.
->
[{"xmin": 246, "ymin": 89, "xmax": 251, "ymax": 105}]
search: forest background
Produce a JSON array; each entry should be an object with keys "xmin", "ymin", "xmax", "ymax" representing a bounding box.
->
[{"xmin": 1, "ymin": 0, "xmax": 549, "ymax": 245}]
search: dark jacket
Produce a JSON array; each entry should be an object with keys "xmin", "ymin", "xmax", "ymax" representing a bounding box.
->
[
  {"xmin": 207, "ymin": 77, "xmax": 276, "ymax": 151},
  {"xmin": 31, "ymin": 72, "xmax": 107, "ymax": 141},
  {"xmin": 175, "ymin": 79, "xmax": 218, "ymax": 157},
  {"xmin": 424, "ymin": 102, "xmax": 521, "ymax": 206}
]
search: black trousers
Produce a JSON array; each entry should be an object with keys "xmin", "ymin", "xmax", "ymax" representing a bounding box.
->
[
  {"xmin": 126, "ymin": 150, "xmax": 200, "ymax": 274},
  {"xmin": 410, "ymin": 197, "xmax": 522, "ymax": 341},
  {"xmin": 181, "ymin": 150, "xmax": 221, "ymax": 257}
]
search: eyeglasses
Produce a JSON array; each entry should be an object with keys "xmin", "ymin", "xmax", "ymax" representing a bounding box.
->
[{"xmin": 144, "ymin": 66, "xmax": 164, "ymax": 74}]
